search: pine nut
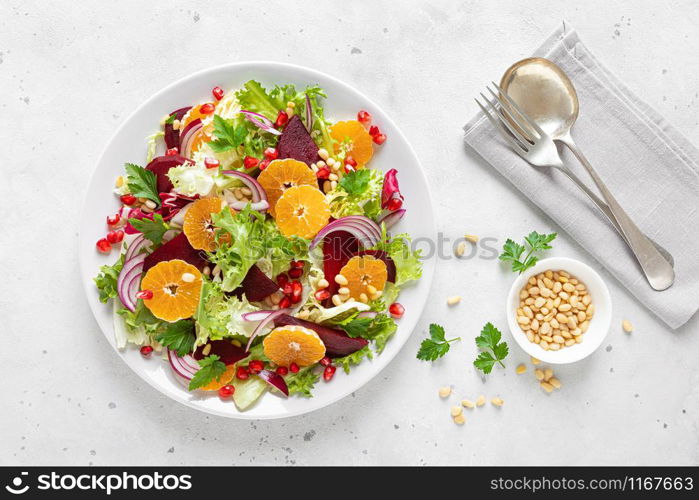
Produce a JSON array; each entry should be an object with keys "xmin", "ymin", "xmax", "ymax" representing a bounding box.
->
[
  {"xmin": 296, "ymin": 309, "xmax": 310, "ymax": 320},
  {"xmin": 529, "ymin": 287, "xmax": 540, "ymax": 296},
  {"xmin": 318, "ymin": 278, "xmax": 329, "ymax": 288},
  {"xmin": 517, "ymin": 316, "xmax": 530, "ymax": 325},
  {"xmin": 464, "ymin": 234, "xmax": 479, "ymax": 243},
  {"xmin": 318, "ymin": 148, "xmax": 329, "ymax": 160},
  {"xmin": 491, "ymin": 397, "xmax": 504, "ymax": 407},
  {"xmin": 439, "ymin": 386, "xmax": 451, "ymax": 398},
  {"xmin": 553, "ymin": 335, "xmax": 564, "ymax": 344},
  {"xmin": 447, "ymin": 296, "xmax": 462, "ymax": 306},
  {"xmin": 526, "ymin": 332, "xmax": 534, "ymax": 342},
  {"xmin": 563, "ymin": 283, "xmax": 575, "ymax": 293},
  {"xmin": 451, "ymin": 405, "xmax": 463, "ymax": 417},
  {"xmin": 564, "ymin": 339, "xmax": 575, "ymax": 346},
  {"xmin": 544, "ymin": 368, "xmax": 553, "ymax": 381},
  {"xmin": 516, "ymin": 363, "xmax": 527, "ymax": 374},
  {"xmin": 181, "ymin": 272, "xmax": 195, "ymax": 283},
  {"xmin": 334, "ymin": 274, "xmax": 348, "ymax": 286},
  {"xmin": 520, "ymin": 289, "xmax": 529, "ymax": 300},
  {"xmin": 540, "ymin": 381, "xmax": 554, "ymax": 393},
  {"xmin": 622, "ymin": 319, "xmax": 633, "ymax": 333},
  {"xmin": 531, "ymin": 356, "xmax": 541, "ymax": 365},
  {"xmin": 338, "ymin": 287, "xmax": 350, "ymax": 296},
  {"xmin": 539, "ymin": 322, "xmax": 551, "ymax": 335},
  {"xmin": 328, "ymin": 173, "xmax": 339, "ymax": 182},
  {"xmin": 535, "ymin": 369, "xmax": 545, "ymax": 381},
  {"xmin": 540, "ymin": 340, "xmax": 549, "ymax": 350},
  {"xmin": 559, "ymin": 303, "xmax": 572, "ymax": 312},
  {"xmin": 534, "ymin": 297, "xmax": 546, "ymax": 308},
  {"xmin": 461, "ymin": 399, "xmax": 475, "ymax": 408},
  {"xmin": 332, "ymin": 294, "xmax": 343, "ymax": 306},
  {"xmin": 530, "ymin": 319, "xmax": 540, "ymax": 332},
  {"xmin": 476, "ymin": 395, "xmax": 486, "ymax": 407},
  {"xmin": 455, "ymin": 241, "xmax": 466, "ymax": 257},
  {"xmin": 453, "ymin": 414, "xmax": 466, "ymax": 425},
  {"xmin": 115, "ymin": 176, "xmax": 124, "ymax": 187},
  {"xmin": 202, "ymin": 343, "xmax": 212, "ymax": 356},
  {"xmin": 549, "ymin": 378, "xmax": 561, "ymax": 389},
  {"xmin": 359, "ymin": 293, "xmax": 368, "ymax": 303}
]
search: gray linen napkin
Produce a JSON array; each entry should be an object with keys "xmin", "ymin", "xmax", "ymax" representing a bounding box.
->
[{"xmin": 464, "ymin": 22, "xmax": 699, "ymax": 329}]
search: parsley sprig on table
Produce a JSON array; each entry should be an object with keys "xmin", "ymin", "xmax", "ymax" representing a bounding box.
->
[
  {"xmin": 417, "ymin": 324, "xmax": 461, "ymax": 361},
  {"xmin": 188, "ymin": 355, "xmax": 227, "ymax": 391},
  {"xmin": 499, "ymin": 231, "xmax": 557, "ymax": 274},
  {"xmin": 473, "ymin": 322, "xmax": 509, "ymax": 374},
  {"xmin": 124, "ymin": 163, "xmax": 160, "ymax": 207}
]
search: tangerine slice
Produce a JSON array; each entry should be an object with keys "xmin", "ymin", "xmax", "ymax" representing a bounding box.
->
[
  {"xmin": 339, "ymin": 255, "xmax": 388, "ymax": 301},
  {"xmin": 183, "ymin": 197, "xmax": 228, "ymax": 251},
  {"xmin": 275, "ymin": 185, "xmax": 330, "ymax": 239},
  {"xmin": 200, "ymin": 364, "xmax": 236, "ymax": 391},
  {"xmin": 257, "ymin": 159, "xmax": 318, "ymax": 216},
  {"xmin": 180, "ymin": 103, "xmax": 212, "ymax": 131},
  {"xmin": 330, "ymin": 120, "xmax": 374, "ymax": 166},
  {"xmin": 263, "ymin": 325, "xmax": 326, "ymax": 367},
  {"xmin": 141, "ymin": 259, "xmax": 202, "ymax": 322}
]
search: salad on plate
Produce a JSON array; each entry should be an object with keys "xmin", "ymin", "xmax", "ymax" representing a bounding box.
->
[{"xmin": 93, "ymin": 80, "xmax": 422, "ymax": 410}]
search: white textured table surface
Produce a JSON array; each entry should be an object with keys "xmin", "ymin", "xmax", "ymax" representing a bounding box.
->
[{"xmin": 2, "ymin": 0, "xmax": 698, "ymax": 466}]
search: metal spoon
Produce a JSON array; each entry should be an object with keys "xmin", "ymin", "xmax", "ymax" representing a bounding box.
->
[{"xmin": 500, "ymin": 57, "xmax": 675, "ymax": 291}]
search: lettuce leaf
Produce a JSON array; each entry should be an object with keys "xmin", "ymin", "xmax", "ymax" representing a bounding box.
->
[
  {"xmin": 195, "ymin": 279, "xmax": 260, "ymax": 343},
  {"xmin": 327, "ymin": 168, "xmax": 383, "ymax": 220},
  {"xmin": 94, "ymin": 255, "xmax": 124, "ymax": 303},
  {"xmin": 373, "ymin": 226, "xmax": 423, "ymax": 286},
  {"xmin": 334, "ymin": 345, "xmax": 373, "ymax": 374},
  {"xmin": 285, "ymin": 367, "xmax": 320, "ymax": 397}
]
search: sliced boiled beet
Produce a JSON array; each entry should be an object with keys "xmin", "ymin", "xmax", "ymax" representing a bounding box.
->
[
  {"xmin": 146, "ymin": 154, "xmax": 189, "ymax": 193},
  {"xmin": 193, "ymin": 339, "xmax": 247, "ymax": 365},
  {"xmin": 239, "ymin": 265, "xmax": 281, "ymax": 302},
  {"xmin": 142, "ymin": 232, "xmax": 209, "ymax": 274},
  {"xmin": 164, "ymin": 106, "xmax": 192, "ymax": 150},
  {"xmin": 322, "ymin": 230, "xmax": 359, "ymax": 304},
  {"xmin": 273, "ymin": 314, "xmax": 368, "ymax": 358},
  {"xmin": 277, "ymin": 115, "xmax": 321, "ymax": 166},
  {"xmin": 354, "ymin": 250, "xmax": 397, "ymax": 283}
]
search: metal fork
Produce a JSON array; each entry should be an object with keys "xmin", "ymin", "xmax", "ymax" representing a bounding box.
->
[{"xmin": 475, "ymin": 83, "xmax": 675, "ymax": 289}]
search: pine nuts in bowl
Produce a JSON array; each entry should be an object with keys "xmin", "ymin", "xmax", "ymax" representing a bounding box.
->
[{"xmin": 506, "ymin": 257, "xmax": 612, "ymax": 364}]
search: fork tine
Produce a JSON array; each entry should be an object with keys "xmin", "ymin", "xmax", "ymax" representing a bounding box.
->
[
  {"xmin": 474, "ymin": 96, "xmax": 527, "ymax": 153},
  {"xmin": 482, "ymin": 89, "xmax": 535, "ymax": 146},
  {"xmin": 491, "ymin": 82, "xmax": 546, "ymax": 137}
]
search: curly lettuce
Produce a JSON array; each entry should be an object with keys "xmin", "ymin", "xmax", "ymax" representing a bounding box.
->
[
  {"xmin": 372, "ymin": 226, "xmax": 423, "ymax": 286},
  {"xmin": 195, "ymin": 280, "xmax": 260, "ymax": 345},
  {"xmin": 326, "ymin": 168, "xmax": 383, "ymax": 219},
  {"xmin": 94, "ymin": 255, "xmax": 124, "ymax": 303}
]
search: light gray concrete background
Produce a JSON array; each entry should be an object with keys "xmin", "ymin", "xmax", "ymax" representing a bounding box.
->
[{"xmin": 1, "ymin": 0, "xmax": 698, "ymax": 466}]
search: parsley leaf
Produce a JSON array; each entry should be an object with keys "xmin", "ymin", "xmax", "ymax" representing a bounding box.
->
[
  {"xmin": 499, "ymin": 231, "xmax": 557, "ymax": 274},
  {"xmin": 473, "ymin": 322, "xmax": 509, "ymax": 374},
  {"xmin": 165, "ymin": 112, "xmax": 177, "ymax": 125},
  {"xmin": 188, "ymin": 355, "xmax": 228, "ymax": 391},
  {"xmin": 124, "ymin": 163, "xmax": 160, "ymax": 207},
  {"xmin": 340, "ymin": 317, "xmax": 373, "ymax": 338},
  {"xmin": 416, "ymin": 323, "xmax": 461, "ymax": 362},
  {"xmin": 127, "ymin": 213, "xmax": 169, "ymax": 245},
  {"xmin": 209, "ymin": 115, "xmax": 248, "ymax": 153},
  {"xmin": 339, "ymin": 169, "xmax": 371, "ymax": 195},
  {"xmin": 155, "ymin": 320, "xmax": 195, "ymax": 357}
]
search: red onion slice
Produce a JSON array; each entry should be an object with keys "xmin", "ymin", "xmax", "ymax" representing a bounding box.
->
[
  {"xmin": 244, "ymin": 308, "xmax": 292, "ymax": 352},
  {"xmin": 257, "ymin": 369, "xmax": 289, "ymax": 397},
  {"xmin": 167, "ymin": 348, "xmax": 200, "ymax": 380},
  {"xmin": 377, "ymin": 209, "xmax": 406, "ymax": 230},
  {"xmin": 220, "ymin": 170, "xmax": 268, "ymax": 203},
  {"xmin": 227, "ymin": 199, "xmax": 270, "ymax": 212},
  {"xmin": 117, "ymin": 254, "xmax": 146, "ymax": 312},
  {"xmin": 124, "ymin": 234, "xmax": 150, "ymax": 262},
  {"xmin": 179, "ymin": 119, "xmax": 203, "ymax": 158},
  {"xmin": 242, "ymin": 310, "xmax": 277, "ymax": 322},
  {"xmin": 305, "ymin": 93, "xmax": 313, "ymax": 131},
  {"xmin": 357, "ymin": 311, "xmax": 378, "ymax": 319},
  {"xmin": 240, "ymin": 110, "xmax": 282, "ymax": 136},
  {"xmin": 310, "ymin": 216, "xmax": 381, "ymax": 250}
]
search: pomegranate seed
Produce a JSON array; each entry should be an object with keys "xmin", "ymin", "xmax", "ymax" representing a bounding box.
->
[
  {"xmin": 344, "ymin": 155, "xmax": 357, "ymax": 167},
  {"xmin": 120, "ymin": 194, "xmax": 137, "ymax": 205},
  {"xmin": 236, "ymin": 366, "xmax": 250, "ymax": 380},
  {"xmin": 291, "ymin": 281, "xmax": 302, "ymax": 295},
  {"xmin": 290, "ymin": 260, "xmax": 305, "ymax": 269},
  {"xmin": 387, "ymin": 197, "xmax": 403, "ymax": 211},
  {"xmin": 314, "ymin": 289, "xmax": 331, "ymax": 301},
  {"xmin": 357, "ymin": 110, "xmax": 372, "ymax": 126},
  {"xmin": 107, "ymin": 230, "xmax": 124, "ymax": 244},
  {"xmin": 323, "ymin": 365, "xmax": 337, "ymax": 381},
  {"xmin": 290, "ymin": 362, "xmax": 299, "ymax": 373},
  {"xmin": 259, "ymin": 159, "xmax": 271, "ymax": 171},
  {"xmin": 344, "ymin": 164, "xmax": 356, "ymax": 174},
  {"xmin": 316, "ymin": 167, "xmax": 330, "ymax": 180},
  {"xmin": 212, "ymin": 86, "xmax": 225, "ymax": 101},
  {"xmin": 274, "ymin": 110, "xmax": 289, "ymax": 128},
  {"xmin": 140, "ymin": 345, "xmax": 154, "ymax": 357},
  {"xmin": 279, "ymin": 296, "xmax": 291, "ymax": 309},
  {"xmin": 282, "ymin": 282, "xmax": 293, "ymax": 295},
  {"xmin": 264, "ymin": 147, "xmax": 279, "ymax": 160},
  {"xmin": 136, "ymin": 289, "xmax": 153, "ymax": 300},
  {"xmin": 248, "ymin": 360, "xmax": 265, "ymax": 373},
  {"xmin": 276, "ymin": 366, "xmax": 289, "ymax": 376},
  {"xmin": 373, "ymin": 133, "xmax": 387, "ymax": 145},
  {"xmin": 166, "ymin": 147, "xmax": 178, "ymax": 156},
  {"xmin": 288, "ymin": 267, "xmax": 303, "ymax": 279},
  {"xmin": 106, "ymin": 213, "xmax": 121, "ymax": 226},
  {"xmin": 218, "ymin": 384, "xmax": 235, "ymax": 398},
  {"xmin": 319, "ymin": 356, "xmax": 331, "ymax": 367},
  {"xmin": 243, "ymin": 156, "xmax": 259, "ymax": 169},
  {"xmin": 276, "ymin": 273, "xmax": 289, "ymax": 287},
  {"xmin": 204, "ymin": 157, "xmax": 220, "ymax": 169},
  {"xmin": 290, "ymin": 293, "xmax": 302, "ymax": 304},
  {"xmin": 200, "ymin": 102, "xmax": 215, "ymax": 114},
  {"xmin": 96, "ymin": 238, "xmax": 112, "ymax": 253},
  {"xmin": 389, "ymin": 302, "xmax": 405, "ymax": 318},
  {"xmin": 369, "ymin": 125, "xmax": 380, "ymax": 137}
]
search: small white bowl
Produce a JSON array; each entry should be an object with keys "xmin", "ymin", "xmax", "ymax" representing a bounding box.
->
[{"xmin": 506, "ymin": 257, "xmax": 612, "ymax": 364}]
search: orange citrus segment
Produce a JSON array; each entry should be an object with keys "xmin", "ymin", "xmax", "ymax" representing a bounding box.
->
[
  {"xmin": 263, "ymin": 325, "xmax": 326, "ymax": 367},
  {"xmin": 257, "ymin": 159, "xmax": 318, "ymax": 216},
  {"xmin": 275, "ymin": 185, "xmax": 330, "ymax": 239},
  {"xmin": 200, "ymin": 364, "xmax": 236, "ymax": 391},
  {"xmin": 180, "ymin": 104, "xmax": 212, "ymax": 131},
  {"xmin": 141, "ymin": 259, "xmax": 202, "ymax": 322},
  {"xmin": 330, "ymin": 120, "xmax": 374, "ymax": 166},
  {"xmin": 183, "ymin": 197, "xmax": 228, "ymax": 251},
  {"xmin": 339, "ymin": 255, "xmax": 388, "ymax": 301}
]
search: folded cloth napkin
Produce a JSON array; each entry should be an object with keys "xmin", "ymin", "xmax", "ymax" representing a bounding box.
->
[{"xmin": 464, "ymin": 22, "xmax": 699, "ymax": 329}]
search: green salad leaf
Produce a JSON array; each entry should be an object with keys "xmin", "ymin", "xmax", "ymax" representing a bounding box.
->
[
  {"xmin": 373, "ymin": 227, "xmax": 422, "ymax": 286},
  {"xmin": 117, "ymin": 300, "xmax": 163, "ymax": 337},
  {"xmin": 124, "ymin": 163, "xmax": 160, "ymax": 207},
  {"xmin": 328, "ymin": 168, "xmax": 383, "ymax": 219},
  {"xmin": 188, "ymin": 355, "xmax": 227, "ymax": 391},
  {"xmin": 155, "ymin": 320, "xmax": 196, "ymax": 357},
  {"xmin": 285, "ymin": 367, "xmax": 320, "ymax": 397},
  {"xmin": 340, "ymin": 317, "xmax": 373, "ymax": 338},
  {"xmin": 334, "ymin": 346, "xmax": 373, "ymax": 374},
  {"xmin": 127, "ymin": 213, "xmax": 169, "ymax": 245},
  {"xmin": 94, "ymin": 255, "xmax": 124, "ymax": 303},
  {"xmin": 209, "ymin": 115, "xmax": 248, "ymax": 153}
]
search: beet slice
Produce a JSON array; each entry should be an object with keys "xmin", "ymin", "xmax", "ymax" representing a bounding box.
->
[
  {"xmin": 164, "ymin": 106, "xmax": 192, "ymax": 150},
  {"xmin": 354, "ymin": 250, "xmax": 397, "ymax": 283},
  {"xmin": 193, "ymin": 339, "xmax": 247, "ymax": 365},
  {"xmin": 277, "ymin": 115, "xmax": 321, "ymax": 166},
  {"xmin": 239, "ymin": 265, "xmax": 281, "ymax": 302},
  {"xmin": 274, "ymin": 314, "xmax": 368, "ymax": 358},
  {"xmin": 322, "ymin": 230, "xmax": 359, "ymax": 304},
  {"xmin": 142, "ymin": 232, "xmax": 209, "ymax": 274},
  {"xmin": 146, "ymin": 154, "xmax": 189, "ymax": 194}
]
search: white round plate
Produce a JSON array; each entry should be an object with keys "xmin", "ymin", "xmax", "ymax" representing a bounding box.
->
[
  {"xmin": 506, "ymin": 257, "xmax": 612, "ymax": 364},
  {"xmin": 79, "ymin": 62, "xmax": 436, "ymax": 419}
]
